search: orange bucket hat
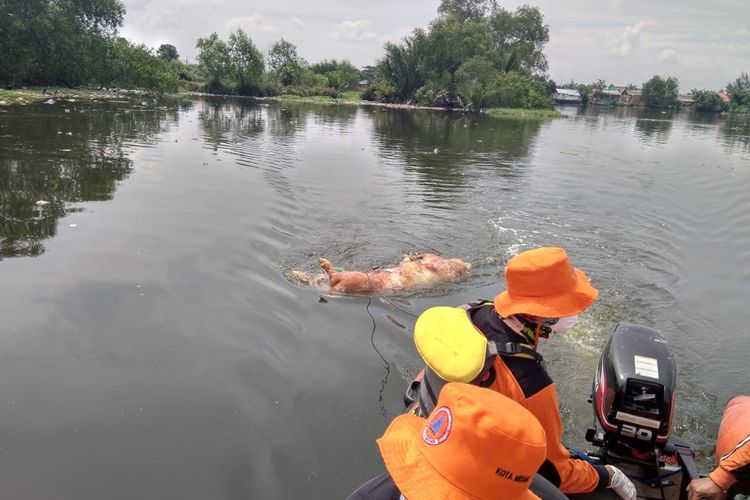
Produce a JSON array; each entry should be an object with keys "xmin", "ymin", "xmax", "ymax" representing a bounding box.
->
[
  {"xmin": 377, "ymin": 383, "xmax": 546, "ymax": 500},
  {"xmin": 494, "ymin": 247, "xmax": 599, "ymax": 318}
]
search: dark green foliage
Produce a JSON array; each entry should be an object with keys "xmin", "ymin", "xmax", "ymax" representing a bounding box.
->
[
  {"xmin": 642, "ymin": 75, "xmax": 680, "ymax": 108},
  {"xmin": 268, "ymin": 39, "xmax": 305, "ymax": 86},
  {"xmin": 377, "ymin": 34, "xmax": 427, "ymax": 101},
  {"xmin": 228, "ymin": 29, "xmax": 264, "ymax": 95},
  {"xmin": 491, "ymin": 72, "xmax": 553, "ymax": 109},
  {"xmin": 99, "ymin": 37, "xmax": 179, "ymax": 91},
  {"xmin": 438, "ymin": 0, "xmax": 489, "ymax": 22},
  {"xmin": 375, "ymin": 1, "xmax": 552, "ymax": 109},
  {"xmin": 692, "ymin": 90, "xmax": 728, "ymax": 112},
  {"xmin": 310, "ymin": 60, "xmax": 360, "ymax": 90},
  {"xmin": 361, "ymin": 81, "xmax": 398, "ymax": 103},
  {"xmin": 487, "ymin": 5, "xmax": 549, "ymax": 75},
  {"xmin": 455, "ymin": 56, "xmax": 496, "ymax": 110},
  {"xmin": 157, "ymin": 44, "xmax": 179, "ymax": 62},
  {"xmin": 196, "ymin": 33, "xmax": 230, "ymax": 91},
  {"xmin": 359, "ymin": 65, "xmax": 377, "ymax": 85},
  {"xmin": 727, "ymin": 72, "xmax": 750, "ymax": 109},
  {"xmin": 0, "ymin": 0, "xmax": 173, "ymax": 91}
]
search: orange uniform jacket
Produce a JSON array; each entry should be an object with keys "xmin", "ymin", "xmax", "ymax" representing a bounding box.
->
[
  {"xmin": 469, "ymin": 304, "xmax": 609, "ymax": 494},
  {"xmin": 710, "ymin": 396, "xmax": 750, "ymax": 491}
]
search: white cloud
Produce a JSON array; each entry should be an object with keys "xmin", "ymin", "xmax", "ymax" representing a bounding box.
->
[
  {"xmin": 228, "ymin": 14, "xmax": 280, "ymax": 36},
  {"xmin": 332, "ymin": 20, "xmax": 378, "ymax": 41},
  {"xmin": 609, "ymin": 21, "xmax": 655, "ymax": 55},
  {"xmin": 658, "ymin": 48, "xmax": 678, "ymax": 63},
  {"xmin": 291, "ymin": 17, "xmax": 305, "ymax": 29}
]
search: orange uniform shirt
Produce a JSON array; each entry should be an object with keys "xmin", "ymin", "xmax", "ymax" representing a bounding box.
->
[
  {"xmin": 710, "ymin": 396, "xmax": 750, "ymax": 490},
  {"xmin": 470, "ymin": 304, "xmax": 609, "ymax": 494}
]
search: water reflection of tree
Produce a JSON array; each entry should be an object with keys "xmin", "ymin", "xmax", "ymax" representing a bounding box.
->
[
  {"xmin": 717, "ymin": 115, "xmax": 750, "ymax": 152},
  {"xmin": 198, "ymin": 99, "xmax": 265, "ymax": 150},
  {"xmin": 0, "ymin": 102, "xmax": 178, "ymax": 259},
  {"xmin": 369, "ymin": 109, "xmax": 544, "ymax": 198},
  {"xmin": 634, "ymin": 109, "xmax": 675, "ymax": 144}
]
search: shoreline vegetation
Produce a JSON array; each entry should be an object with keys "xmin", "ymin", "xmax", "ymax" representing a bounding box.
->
[
  {"xmin": 0, "ymin": 87, "xmax": 563, "ymax": 119},
  {"xmin": 2, "ymin": 1, "xmax": 748, "ymax": 116}
]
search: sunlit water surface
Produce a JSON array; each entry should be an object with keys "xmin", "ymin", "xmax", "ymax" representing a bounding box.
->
[{"xmin": 1, "ymin": 98, "xmax": 749, "ymax": 499}]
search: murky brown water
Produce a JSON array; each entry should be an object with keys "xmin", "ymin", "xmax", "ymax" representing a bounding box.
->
[{"xmin": 1, "ymin": 98, "xmax": 749, "ymax": 498}]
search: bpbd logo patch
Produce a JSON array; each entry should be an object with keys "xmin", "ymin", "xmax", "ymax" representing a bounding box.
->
[{"xmin": 422, "ymin": 406, "xmax": 452, "ymax": 445}]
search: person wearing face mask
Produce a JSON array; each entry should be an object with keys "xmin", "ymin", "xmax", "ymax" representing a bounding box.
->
[{"xmin": 461, "ymin": 247, "xmax": 636, "ymax": 499}]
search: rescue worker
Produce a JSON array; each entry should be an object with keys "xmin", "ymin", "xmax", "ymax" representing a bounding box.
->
[
  {"xmin": 687, "ymin": 396, "xmax": 750, "ymax": 500},
  {"xmin": 347, "ymin": 382, "xmax": 549, "ymax": 500},
  {"xmin": 413, "ymin": 247, "xmax": 637, "ymax": 499}
]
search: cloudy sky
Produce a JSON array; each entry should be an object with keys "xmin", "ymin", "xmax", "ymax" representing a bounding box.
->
[{"xmin": 119, "ymin": 0, "xmax": 749, "ymax": 91}]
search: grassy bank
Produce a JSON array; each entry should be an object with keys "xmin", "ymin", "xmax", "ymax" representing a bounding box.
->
[
  {"xmin": 486, "ymin": 107, "xmax": 562, "ymax": 119},
  {"xmin": 0, "ymin": 88, "xmax": 42, "ymax": 106},
  {"xmin": 274, "ymin": 91, "xmax": 364, "ymax": 105}
]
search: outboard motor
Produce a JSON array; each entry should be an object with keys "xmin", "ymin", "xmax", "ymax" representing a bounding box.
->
[
  {"xmin": 586, "ymin": 323, "xmax": 698, "ymax": 499},
  {"xmin": 591, "ymin": 322, "xmax": 676, "ymax": 452}
]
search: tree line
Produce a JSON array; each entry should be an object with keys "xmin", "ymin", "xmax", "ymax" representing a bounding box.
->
[
  {"xmin": 564, "ymin": 73, "xmax": 750, "ymax": 112},
  {"xmin": 364, "ymin": 0, "xmax": 554, "ymax": 110},
  {"xmin": 2, "ymin": 0, "xmax": 747, "ymax": 114},
  {"xmin": 0, "ymin": 0, "xmax": 180, "ymax": 91},
  {"xmin": 1, "ymin": 0, "xmax": 557, "ymax": 110}
]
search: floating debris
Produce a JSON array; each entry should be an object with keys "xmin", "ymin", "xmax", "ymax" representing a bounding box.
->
[
  {"xmin": 69, "ymin": 223, "xmax": 78, "ymax": 228},
  {"xmin": 44, "ymin": 99, "xmax": 56, "ymax": 105},
  {"xmin": 433, "ymin": 148, "xmax": 440, "ymax": 154},
  {"xmin": 34, "ymin": 200, "xmax": 50, "ymax": 206}
]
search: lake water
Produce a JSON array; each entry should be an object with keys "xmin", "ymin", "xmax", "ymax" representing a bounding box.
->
[{"xmin": 0, "ymin": 98, "xmax": 749, "ymax": 499}]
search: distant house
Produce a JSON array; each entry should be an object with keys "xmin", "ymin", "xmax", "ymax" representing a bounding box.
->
[
  {"xmin": 607, "ymin": 84, "xmax": 629, "ymax": 93},
  {"xmin": 553, "ymin": 88, "xmax": 581, "ymax": 104},
  {"xmin": 621, "ymin": 89, "xmax": 642, "ymax": 105},
  {"xmin": 678, "ymin": 93, "xmax": 695, "ymax": 105},
  {"xmin": 590, "ymin": 88, "xmax": 622, "ymax": 105},
  {"xmin": 717, "ymin": 91, "xmax": 731, "ymax": 103}
]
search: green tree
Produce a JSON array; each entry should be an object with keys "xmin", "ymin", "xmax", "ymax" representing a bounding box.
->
[
  {"xmin": 726, "ymin": 72, "xmax": 750, "ymax": 107},
  {"xmin": 157, "ymin": 43, "xmax": 179, "ymax": 62},
  {"xmin": 487, "ymin": 5, "xmax": 549, "ymax": 75},
  {"xmin": 360, "ymin": 65, "xmax": 377, "ymax": 84},
  {"xmin": 196, "ymin": 32, "xmax": 230, "ymax": 91},
  {"xmin": 642, "ymin": 75, "xmax": 679, "ymax": 108},
  {"xmin": 93, "ymin": 37, "xmax": 177, "ymax": 91},
  {"xmin": 0, "ymin": 0, "xmax": 125, "ymax": 87},
  {"xmin": 455, "ymin": 56, "xmax": 496, "ymax": 110},
  {"xmin": 268, "ymin": 39, "xmax": 304, "ymax": 86},
  {"xmin": 377, "ymin": 33, "xmax": 427, "ymax": 100},
  {"xmin": 311, "ymin": 60, "xmax": 360, "ymax": 90},
  {"xmin": 228, "ymin": 29, "xmax": 264, "ymax": 94},
  {"xmin": 691, "ymin": 90, "xmax": 728, "ymax": 112},
  {"xmin": 491, "ymin": 71, "xmax": 552, "ymax": 109},
  {"xmin": 438, "ymin": 0, "xmax": 490, "ymax": 22}
]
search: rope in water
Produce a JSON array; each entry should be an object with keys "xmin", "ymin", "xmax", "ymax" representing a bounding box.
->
[{"xmin": 366, "ymin": 296, "xmax": 390, "ymax": 421}]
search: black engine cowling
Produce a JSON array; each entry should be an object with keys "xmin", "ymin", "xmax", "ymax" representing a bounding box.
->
[{"xmin": 591, "ymin": 322, "xmax": 677, "ymax": 452}]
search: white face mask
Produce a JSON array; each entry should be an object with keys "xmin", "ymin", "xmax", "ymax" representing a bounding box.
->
[{"xmin": 551, "ymin": 315, "xmax": 579, "ymax": 334}]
